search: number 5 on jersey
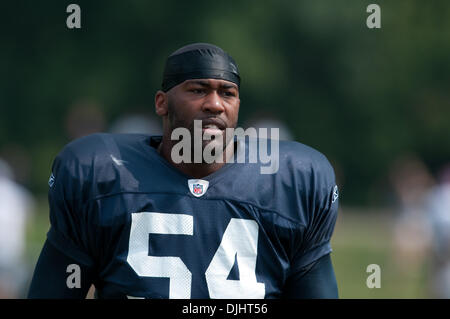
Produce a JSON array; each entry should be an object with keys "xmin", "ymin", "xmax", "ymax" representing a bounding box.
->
[{"xmin": 127, "ymin": 212, "xmax": 265, "ymax": 299}]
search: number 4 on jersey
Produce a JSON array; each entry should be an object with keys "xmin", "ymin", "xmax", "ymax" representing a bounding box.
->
[{"xmin": 206, "ymin": 218, "xmax": 265, "ymax": 298}]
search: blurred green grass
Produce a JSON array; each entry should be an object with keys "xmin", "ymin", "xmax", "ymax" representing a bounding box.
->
[
  {"xmin": 25, "ymin": 199, "xmax": 430, "ymax": 298},
  {"xmin": 331, "ymin": 208, "xmax": 430, "ymax": 298}
]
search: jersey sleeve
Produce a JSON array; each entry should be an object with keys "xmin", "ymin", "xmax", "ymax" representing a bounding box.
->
[
  {"xmin": 28, "ymin": 239, "xmax": 95, "ymax": 298},
  {"xmin": 291, "ymin": 155, "xmax": 339, "ymax": 272},
  {"xmin": 46, "ymin": 145, "xmax": 95, "ymax": 268},
  {"xmin": 283, "ymin": 253, "xmax": 338, "ymax": 298}
]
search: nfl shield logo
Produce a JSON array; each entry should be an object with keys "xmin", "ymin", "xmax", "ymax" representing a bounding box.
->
[
  {"xmin": 48, "ymin": 173, "xmax": 55, "ymax": 188},
  {"xmin": 332, "ymin": 185, "xmax": 339, "ymax": 203},
  {"xmin": 193, "ymin": 184, "xmax": 203, "ymax": 195},
  {"xmin": 188, "ymin": 179, "xmax": 209, "ymax": 197}
]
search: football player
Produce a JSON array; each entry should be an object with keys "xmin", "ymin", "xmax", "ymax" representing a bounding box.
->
[{"xmin": 28, "ymin": 43, "xmax": 339, "ymax": 298}]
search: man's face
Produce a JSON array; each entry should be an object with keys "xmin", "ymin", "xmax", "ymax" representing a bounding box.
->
[{"xmin": 163, "ymin": 78, "xmax": 240, "ymax": 151}]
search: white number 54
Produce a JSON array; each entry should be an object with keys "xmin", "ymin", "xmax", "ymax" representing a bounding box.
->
[{"xmin": 127, "ymin": 212, "xmax": 265, "ymax": 299}]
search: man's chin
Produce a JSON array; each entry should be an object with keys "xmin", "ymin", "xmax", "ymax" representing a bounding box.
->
[{"xmin": 201, "ymin": 138, "xmax": 225, "ymax": 150}]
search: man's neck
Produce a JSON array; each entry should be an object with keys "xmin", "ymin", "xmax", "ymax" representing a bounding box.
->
[{"xmin": 157, "ymin": 137, "xmax": 235, "ymax": 179}]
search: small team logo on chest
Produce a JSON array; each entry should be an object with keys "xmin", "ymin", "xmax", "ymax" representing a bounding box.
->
[{"xmin": 188, "ymin": 179, "xmax": 209, "ymax": 197}]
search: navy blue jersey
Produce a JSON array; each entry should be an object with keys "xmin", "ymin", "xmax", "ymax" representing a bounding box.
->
[{"xmin": 46, "ymin": 133, "xmax": 338, "ymax": 299}]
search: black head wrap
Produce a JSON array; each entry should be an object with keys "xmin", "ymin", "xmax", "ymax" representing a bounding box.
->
[{"xmin": 161, "ymin": 43, "xmax": 240, "ymax": 92}]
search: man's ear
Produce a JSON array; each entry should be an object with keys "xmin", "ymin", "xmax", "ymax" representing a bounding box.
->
[{"xmin": 155, "ymin": 91, "xmax": 168, "ymax": 116}]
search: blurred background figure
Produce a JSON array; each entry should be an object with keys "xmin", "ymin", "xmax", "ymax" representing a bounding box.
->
[
  {"xmin": 425, "ymin": 164, "xmax": 450, "ymax": 298},
  {"xmin": 65, "ymin": 99, "xmax": 106, "ymax": 141},
  {"xmin": 0, "ymin": 158, "xmax": 34, "ymax": 298},
  {"xmin": 390, "ymin": 155, "xmax": 434, "ymax": 276}
]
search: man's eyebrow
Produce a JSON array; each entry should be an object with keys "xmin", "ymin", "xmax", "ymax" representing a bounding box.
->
[
  {"xmin": 188, "ymin": 80, "xmax": 238, "ymax": 90},
  {"xmin": 220, "ymin": 83, "xmax": 238, "ymax": 90}
]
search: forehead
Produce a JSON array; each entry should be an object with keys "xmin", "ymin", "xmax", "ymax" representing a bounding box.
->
[{"xmin": 182, "ymin": 78, "xmax": 238, "ymax": 89}]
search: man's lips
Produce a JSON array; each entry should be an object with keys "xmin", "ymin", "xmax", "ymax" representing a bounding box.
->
[{"xmin": 198, "ymin": 118, "xmax": 227, "ymax": 131}]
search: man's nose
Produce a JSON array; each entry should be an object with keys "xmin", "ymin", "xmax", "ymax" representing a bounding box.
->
[{"xmin": 201, "ymin": 91, "xmax": 224, "ymax": 114}]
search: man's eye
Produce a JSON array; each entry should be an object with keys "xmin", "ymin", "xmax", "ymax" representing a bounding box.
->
[
  {"xmin": 191, "ymin": 89, "xmax": 204, "ymax": 94},
  {"xmin": 223, "ymin": 91, "xmax": 236, "ymax": 97}
]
